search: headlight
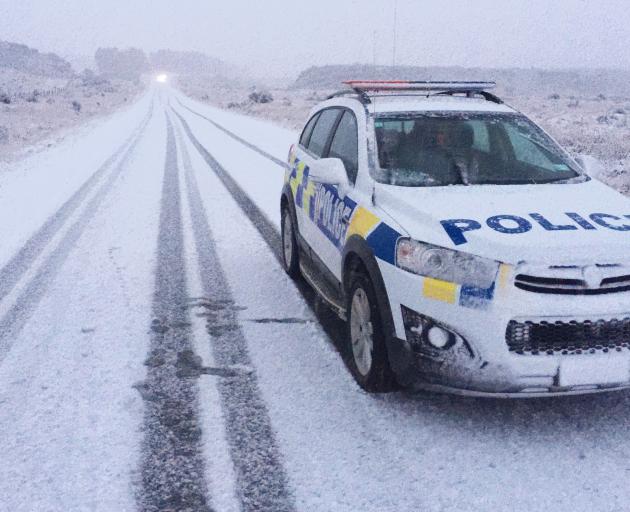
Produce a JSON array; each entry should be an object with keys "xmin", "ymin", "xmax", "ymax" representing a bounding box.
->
[{"xmin": 396, "ymin": 239, "xmax": 499, "ymax": 289}]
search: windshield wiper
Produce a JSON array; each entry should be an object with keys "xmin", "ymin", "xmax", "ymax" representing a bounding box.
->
[{"xmin": 452, "ymin": 161, "xmax": 470, "ymax": 185}]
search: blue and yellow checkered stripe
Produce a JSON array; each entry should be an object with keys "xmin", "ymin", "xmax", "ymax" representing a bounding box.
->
[
  {"xmin": 419, "ymin": 278, "xmax": 495, "ymax": 309},
  {"xmin": 286, "ymin": 152, "xmax": 499, "ymax": 309},
  {"xmin": 344, "ymin": 206, "xmax": 400, "ymax": 265},
  {"xmin": 287, "ymin": 154, "xmax": 318, "ymax": 220}
]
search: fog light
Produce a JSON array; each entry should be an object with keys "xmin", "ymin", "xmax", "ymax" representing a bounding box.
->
[
  {"xmin": 426, "ymin": 325, "xmax": 454, "ymax": 349},
  {"xmin": 400, "ymin": 305, "xmax": 473, "ymax": 358}
]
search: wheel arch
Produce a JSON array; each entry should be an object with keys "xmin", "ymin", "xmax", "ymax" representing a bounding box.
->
[
  {"xmin": 281, "ymin": 183, "xmax": 300, "ymax": 232},
  {"xmin": 342, "ymin": 235, "xmax": 396, "ymax": 341},
  {"xmin": 280, "ymin": 183, "xmax": 294, "ymax": 214}
]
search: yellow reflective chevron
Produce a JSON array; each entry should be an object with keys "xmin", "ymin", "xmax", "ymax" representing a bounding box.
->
[
  {"xmin": 296, "ymin": 162, "xmax": 305, "ymax": 182},
  {"xmin": 497, "ymin": 263, "xmax": 511, "ymax": 289},
  {"xmin": 290, "ymin": 161, "xmax": 306, "ymax": 196},
  {"xmin": 346, "ymin": 206, "xmax": 380, "ymax": 240},
  {"xmin": 423, "ymin": 278, "xmax": 458, "ymax": 304},
  {"xmin": 302, "ymin": 181, "xmax": 316, "ymax": 218}
]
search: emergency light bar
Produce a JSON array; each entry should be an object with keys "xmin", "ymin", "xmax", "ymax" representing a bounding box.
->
[
  {"xmin": 342, "ymin": 80, "xmax": 496, "ymax": 92},
  {"xmin": 328, "ymin": 80, "xmax": 502, "ymax": 104}
]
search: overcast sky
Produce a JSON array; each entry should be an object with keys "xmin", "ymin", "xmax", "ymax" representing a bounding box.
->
[{"xmin": 2, "ymin": 0, "xmax": 630, "ymax": 78}]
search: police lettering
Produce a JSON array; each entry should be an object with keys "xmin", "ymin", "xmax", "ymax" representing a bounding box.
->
[
  {"xmin": 441, "ymin": 212, "xmax": 630, "ymax": 245},
  {"xmin": 313, "ymin": 184, "xmax": 352, "ymax": 246}
]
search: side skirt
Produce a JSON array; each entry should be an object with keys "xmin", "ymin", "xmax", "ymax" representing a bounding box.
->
[{"xmin": 296, "ymin": 234, "xmax": 347, "ymax": 320}]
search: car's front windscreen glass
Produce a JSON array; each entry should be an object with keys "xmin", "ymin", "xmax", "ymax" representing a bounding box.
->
[{"xmin": 372, "ymin": 112, "xmax": 584, "ymax": 186}]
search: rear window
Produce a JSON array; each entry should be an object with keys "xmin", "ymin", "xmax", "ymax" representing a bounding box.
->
[{"xmin": 307, "ymin": 109, "xmax": 340, "ymax": 157}]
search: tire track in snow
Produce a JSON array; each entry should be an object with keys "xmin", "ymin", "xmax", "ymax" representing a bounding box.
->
[
  {"xmin": 171, "ymin": 109, "xmax": 284, "ymax": 262},
  {"xmin": 173, "ymin": 95, "xmax": 289, "ymax": 169},
  {"xmin": 173, "ymin": 119, "xmax": 296, "ymax": 512},
  {"xmin": 0, "ymin": 101, "xmax": 153, "ymax": 361},
  {"xmin": 172, "ymin": 107, "xmax": 346, "ymax": 358},
  {"xmin": 136, "ymin": 114, "xmax": 213, "ymax": 512}
]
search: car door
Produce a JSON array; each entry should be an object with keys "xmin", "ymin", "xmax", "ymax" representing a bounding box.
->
[
  {"xmin": 320, "ymin": 110, "xmax": 360, "ymax": 278},
  {"xmin": 292, "ymin": 107, "xmax": 360, "ymax": 283},
  {"xmin": 291, "ymin": 107, "xmax": 341, "ymax": 268}
]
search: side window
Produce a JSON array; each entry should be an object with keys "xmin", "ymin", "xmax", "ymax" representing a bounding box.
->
[
  {"xmin": 307, "ymin": 109, "xmax": 341, "ymax": 157},
  {"xmin": 299, "ymin": 112, "xmax": 320, "ymax": 148},
  {"xmin": 328, "ymin": 111, "xmax": 359, "ymax": 182}
]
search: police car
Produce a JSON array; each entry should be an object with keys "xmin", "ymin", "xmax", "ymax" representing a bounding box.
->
[{"xmin": 280, "ymin": 80, "xmax": 630, "ymax": 396}]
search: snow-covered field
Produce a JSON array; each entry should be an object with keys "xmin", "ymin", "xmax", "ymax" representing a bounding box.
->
[
  {"xmin": 0, "ymin": 69, "xmax": 143, "ymax": 163},
  {"xmin": 1, "ymin": 83, "xmax": 630, "ymax": 512}
]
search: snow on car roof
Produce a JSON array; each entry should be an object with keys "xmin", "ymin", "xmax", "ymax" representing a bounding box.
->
[{"xmin": 365, "ymin": 95, "xmax": 516, "ymax": 114}]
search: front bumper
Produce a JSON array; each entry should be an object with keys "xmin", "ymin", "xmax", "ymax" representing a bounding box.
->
[
  {"xmin": 379, "ymin": 261, "xmax": 630, "ymax": 396},
  {"xmin": 388, "ymin": 334, "xmax": 630, "ymax": 396}
]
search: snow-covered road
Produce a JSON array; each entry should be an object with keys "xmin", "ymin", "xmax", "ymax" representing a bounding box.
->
[{"xmin": 1, "ymin": 84, "xmax": 630, "ymax": 512}]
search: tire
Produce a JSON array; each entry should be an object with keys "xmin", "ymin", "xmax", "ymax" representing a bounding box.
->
[
  {"xmin": 281, "ymin": 205, "xmax": 301, "ymax": 279},
  {"xmin": 345, "ymin": 271, "xmax": 397, "ymax": 392}
]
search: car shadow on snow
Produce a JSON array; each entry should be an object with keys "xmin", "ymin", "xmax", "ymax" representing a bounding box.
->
[{"xmin": 380, "ymin": 386, "xmax": 630, "ymax": 437}]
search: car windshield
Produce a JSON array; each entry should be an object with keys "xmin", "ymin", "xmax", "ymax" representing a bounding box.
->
[{"xmin": 372, "ymin": 112, "xmax": 585, "ymax": 186}]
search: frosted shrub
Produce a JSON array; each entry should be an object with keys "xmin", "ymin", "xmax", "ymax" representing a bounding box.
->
[{"xmin": 248, "ymin": 91, "xmax": 273, "ymax": 104}]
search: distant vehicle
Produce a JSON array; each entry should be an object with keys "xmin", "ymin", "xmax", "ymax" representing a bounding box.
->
[{"xmin": 280, "ymin": 80, "xmax": 630, "ymax": 396}]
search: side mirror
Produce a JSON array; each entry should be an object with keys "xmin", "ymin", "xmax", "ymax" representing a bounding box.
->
[
  {"xmin": 575, "ymin": 154, "xmax": 604, "ymax": 179},
  {"xmin": 309, "ymin": 158, "xmax": 348, "ymax": 187}
]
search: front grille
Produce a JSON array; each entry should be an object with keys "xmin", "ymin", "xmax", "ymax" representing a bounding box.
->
[
  {"xmin": 506, "ymin": 317, "xmax": 630, "ymax": 355},
  {"xmin": 514, "ymin": 273, "xmax": 630, "ymax": 295}
]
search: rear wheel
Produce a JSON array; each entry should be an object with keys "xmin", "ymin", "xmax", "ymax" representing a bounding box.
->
[
  {"xmin": 281, "ymin": 206, "xmax": 300, "ymax": 279},
  {"xmin": 346, "ymin": 271, "xmax": 396, "ymax": 392}
]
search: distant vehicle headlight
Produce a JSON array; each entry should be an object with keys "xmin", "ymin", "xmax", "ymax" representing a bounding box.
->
[{"xmin": 396, "ymin": 239, "xmax": 499, "ymax": 289}]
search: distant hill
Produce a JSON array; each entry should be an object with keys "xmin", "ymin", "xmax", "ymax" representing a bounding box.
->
[
  {"xmin": 95, "ymin": 47, "xmax": 149, "ymax": 81},
  {"xmin": 0, "ymin": 41, "xmax": 74, "ymax": 78},
  {"xmin": 293, "ymin": 64, "xmax": 630, "ymax": 98}
]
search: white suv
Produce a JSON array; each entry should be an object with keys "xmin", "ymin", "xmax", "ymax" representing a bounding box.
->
[{"xmin": 280, "ymin": 81, "xmax": 630, "ymax": 396}]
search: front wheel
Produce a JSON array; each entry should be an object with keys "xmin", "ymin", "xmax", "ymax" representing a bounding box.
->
[
  {"xmin": 346, "ymin": 271, "xmax": 397, "ymax": 392},
  {"xmin": 281, "ymin": 206, "xmax": 300, "ymax": 279}
]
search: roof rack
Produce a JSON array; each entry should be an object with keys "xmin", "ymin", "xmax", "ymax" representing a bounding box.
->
[{"xmin": 327, "ymin": 80, "xmax": 503, "ymax": 105}]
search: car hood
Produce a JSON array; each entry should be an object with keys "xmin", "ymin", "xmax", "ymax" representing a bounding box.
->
[{"xmin": 374, "ymin": 180, "xmax": 630, "ymax": 265}]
